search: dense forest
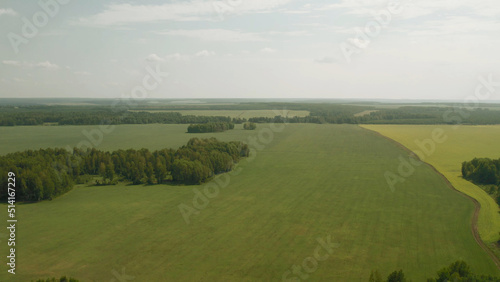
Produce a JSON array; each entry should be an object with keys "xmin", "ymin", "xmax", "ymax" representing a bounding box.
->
[
  {"xmin": 369, "ymin": 261, "xmax": 500, "ymax": 282},
  {"xmin": 0, "ymin": 138, "xmax": 249, "ymax": 202},
  {"xmin": 3, "ymin": 103, "xmax": 500, "ymax": 126},
  {"xmin": 462, "ymin": 158, "xmax": 500, "ymax": 204},
  {"xmin": 0, "ymin": 106, "xmax": 241, "ymax": 126},
  {"xmin": 187, "ymin": 122, "xmax": 234, "ymax": 133}
]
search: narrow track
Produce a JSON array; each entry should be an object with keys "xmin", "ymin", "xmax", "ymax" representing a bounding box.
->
[{"xmin": 361, "ymin": 126, "xmax": 500, "ymax": 270}]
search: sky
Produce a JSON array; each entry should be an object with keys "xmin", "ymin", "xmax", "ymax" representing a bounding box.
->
[{"xmin": 0, "ymin": 0, "xmax": 499, "ymax": 100}]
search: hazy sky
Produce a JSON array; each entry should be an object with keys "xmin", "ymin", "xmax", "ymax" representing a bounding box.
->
[{"xmin": 0, "ymin": 0, "xmax": 499, "ymax": 100}]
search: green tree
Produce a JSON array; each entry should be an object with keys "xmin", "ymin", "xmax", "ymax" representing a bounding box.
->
[{"xmin": 387, "ymin": 270, "xmax": 406, "ymax": 282}]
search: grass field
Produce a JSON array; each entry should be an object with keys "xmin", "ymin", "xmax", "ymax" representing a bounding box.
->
[
  {"xmin": 0, "ymin": 124, "xmax": 260, "ymax": 155},
  {"xmin": 1, "ymin": 124, "xmax": 499, "ymax": 281},
  {"xmin": 362, "ymin": 125, "xmax": 500, "ymax": 244},
  {"xmin": 128, "ymin": 109, "xmax": 310, "ymax": 119}
]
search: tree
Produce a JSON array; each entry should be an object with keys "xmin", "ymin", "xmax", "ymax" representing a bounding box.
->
[
  {"xmin": 243, "ymin": 122, "xmax": 257, "ymax": 130},
  {"xmin": 105, "ymin": 161, "xmax": 114, "ymax": 181},
  {"xmin": 99, "ymin": 162, "xmax": 106, "ymax": 181},
  {"xmin": 155, "ymin": 157, "xmax": 168, "ymax": 184},
  {"xmin": 387, "ymin": 270, "xmax": 406, "ymax": 282}
]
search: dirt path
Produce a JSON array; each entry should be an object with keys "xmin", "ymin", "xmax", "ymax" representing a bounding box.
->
[{"xmin": 361, "ymin": 126, "xmax": 500, "ymax": 270}]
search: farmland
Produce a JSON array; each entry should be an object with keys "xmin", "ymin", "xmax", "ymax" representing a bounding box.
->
[
  {"xmin": 362, "ymin": 125, "xmax": 500, "ymax": 244},
  {"xmin": 1, "ymin": 124, "xmax": 498, "ymax": 281}
]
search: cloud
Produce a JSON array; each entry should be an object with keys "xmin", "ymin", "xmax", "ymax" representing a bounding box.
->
[
  {"xmin": 145, "ymin": 53, "xmax": 165, "ymax": 62},
  {"xmin": 155, "ymin": 29, "xmax": 265, "ymax": 42},
  {"xmin": 0, "ymin": 8, "xmax": 16, "ymax": 16},
  {"xmin": 145, "ymin": 50, "xmax": 216, "ymax": 62},
  {"xmin": 318, "ymin": 0, "xmax": 500, "ymax": 20},
  {"xmin": 74, "ymin": 71, "xmax": 91, "ymax": 76},
  {"xmin": 315, "ymin": 57, "xmax": 337, "ymax": 64},
  {"xmin": 75, "ymin": 0, "xmax": 292, "ymax": 26},
  {"xmin": 260, "ymin": 47, "xmax": 276, "ymax": 53},
  {"xmin": 195, "ymin": 50, "xmax": 216, "ymax": 57},
  {"xmin": 2, "ymin": 60, "xmax": 24, "ymax": 67},
  {"xmin": 36, "ymin": 61, "xmax": 60, "ymax": 70},
  {"xmin": 2, "ymin": 60, "xmax": 60, "ymax": 70}
]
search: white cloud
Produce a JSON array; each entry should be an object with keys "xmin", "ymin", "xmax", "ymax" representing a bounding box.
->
[
  {"xmin": 2, "ymin": 60, "xmax": 60, "ymax": 70},
  {"xmin": 0, "ymin": 8, "xmax": 17, "ymax": 16},
  {"xmin": 74, "ymin": 71, "xmax": 91, "ymax": 76},
  {"xmin": 260, "ymin": 47, "xmax": 276, "ymax": 53},
  {"xmin": 145, "ymin": 53, "xmax": 165, "ymax": 62},
  {"xmin": 2, "ymin": 60, "xmax": 24, "ymax": 67},
  {"xmin": 315, "ymin": 57, "xmax": 336, "ymax": 64},
  {"xmin": 195, "ymin": 50, "xmax": 216, "ymax": 57},
  {"xmin": 165, "ymin": 53, "xmax": 191, "ymax": 61},
  {"xmin": 76, "ymin": 0, "xmax": 292, "ymax": 26},
  {"xmin": 318, "ymin": 0, "xmax": 500, "ymax": 20},
  {"xmin": 36, "ymin": 61, "xmax": 60, "ymax": 70},
  {"xmin": 155, "ymin": 29, "xmax": 265, "ymax": 42}
]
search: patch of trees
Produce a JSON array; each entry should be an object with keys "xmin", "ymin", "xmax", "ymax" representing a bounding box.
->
[
  {"xmin": 0, "ymin": 138, "xmax": 249, "ymax": 202},
  {"xmin": 369, "ymin": 261, "xmax": 500, "ymax": 282},
  {"xmin": 243, "ymin": 122, "xmax": 257, "ymax": 130},
  {"xmin": 187, "ymin": 122, "xmax": 234, "ymax": 133},
  {"xmin": 462, "ymin": 158, "xmax": 500, "ymax": 204}
]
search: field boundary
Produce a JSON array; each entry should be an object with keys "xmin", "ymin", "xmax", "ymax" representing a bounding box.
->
[{"xmin": 359, "ymin": 125, "xmax": 500, "ymax": 270}]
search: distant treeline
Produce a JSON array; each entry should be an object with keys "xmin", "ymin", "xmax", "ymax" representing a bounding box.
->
[
  {"xmin": 3, "ymin": 104, "xmax": 500, "ymax": 126},
  {"xmin": 462, "ymin": 158, "xmax": 500, "ymax": 204},
  {"xmin": 250, "ymin": 106, "xmax": 500, "ymax": 125},
  {"xmin": 0, "ymin": 107, "xmax": 244, "ymax": 126},
  {"xmin": 0, "ymin": 138, "xmax": 249, "ymax": 202},
  {"xmin": 33, "ymin": 277, "xmax": 79, "ymax": 282},
  {"xmin": 187, "ymin": 122, "xmax": 234, "ymax": 133}
]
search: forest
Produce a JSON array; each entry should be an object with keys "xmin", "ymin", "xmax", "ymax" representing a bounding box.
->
[
  {"xmin": 0, "ymin": 106, "xmax": 241, "ymax": 126},
  {"xmin": 187, "ymin": 122, "xmax": 234, "ymax": 133},
  {"xmin": 3, "ymin": 103, "xmax": 500, "ymax": 126},
  {"xmin": 462, "ymin": 158, "xmax": 500, "ymax": 204},
  {"xmin": 0, "ymin": 138, "xmax": 249, "ymax": 202}
]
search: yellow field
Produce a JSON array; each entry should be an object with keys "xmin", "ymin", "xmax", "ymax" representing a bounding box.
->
[
  {"xmin": 361, "ymin": 125, "xmax": 500, "ymax": 243},
  {"xmin": 129, "ymin": 109, "xmax": 310, "ymax": 119}
]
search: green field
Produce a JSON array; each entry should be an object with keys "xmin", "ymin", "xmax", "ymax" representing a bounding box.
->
[
  {"xmin": 128, "ymin": 109, "xmax": 310, "ymax": 119},
  {"xmin": 362, "ymin": 125, "xmax": 500, "ymax": 244},
  {"xmin": 0, "ymin": 124, "xmax": 260, "ymax": 155},
  {"xmin": 1, "ymin": 124, "xmax": 499, "ymax": 281}
]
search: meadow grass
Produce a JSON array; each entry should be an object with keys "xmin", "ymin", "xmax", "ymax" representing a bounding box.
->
[
  {"xmin": 362, "ymin": 125, "xmax": 500, "ymax": 243},
  {"xmin": 0, "ymin": 124, "xmax": 498, "ymax": 281}
]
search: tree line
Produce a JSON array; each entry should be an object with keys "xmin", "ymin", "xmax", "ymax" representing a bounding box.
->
[
  {"xmin": 187, "ymin": 122, "xmax": 234, "ymax": 133},
  {"xmin": 369, "ymin": 261, "xmax": 500, "ymax": 282},
  {"xmin": 0, "ymin": 138, "xmax": 249, "ymax": 202},
  {"xmin": 4, "ymin": 104, "xmax": 500, "ymax": 126},
  {"xmin": 0, "ymin": 106, "xmax": 243, "ymax": 126},
  {"xmin": 462, "ymin": 157, "xmax": 500, "ymax": 204}
]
